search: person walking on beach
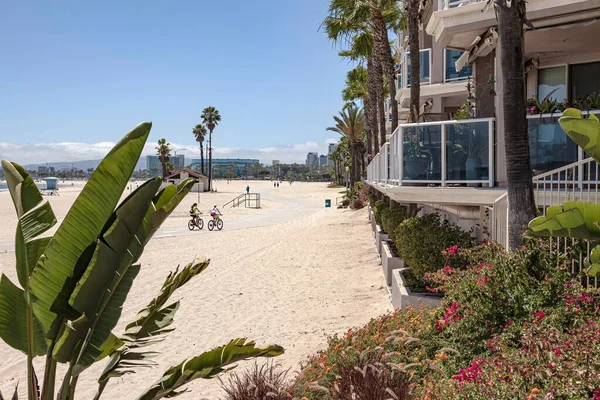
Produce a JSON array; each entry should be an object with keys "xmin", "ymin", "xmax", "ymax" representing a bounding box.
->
[{"xmin": 246, "ymin": 185, "xmax": 250, "ymax": 194}]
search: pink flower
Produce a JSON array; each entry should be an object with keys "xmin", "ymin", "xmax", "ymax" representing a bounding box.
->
[
  {"xmin": 553, "ymin": 348, "xmax": 561, "ymax": 355},
  {"xmin": 532, "ymin": 311, "xmax": 546, "ymax": 323}
]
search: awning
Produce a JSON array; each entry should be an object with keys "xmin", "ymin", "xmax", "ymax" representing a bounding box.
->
[{"xmin": 456, "ymin": 28, "xmax": 498, "ymax": 72}]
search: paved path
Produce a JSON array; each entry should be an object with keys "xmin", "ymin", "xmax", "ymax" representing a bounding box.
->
[{"xmin": 0, "ymin": 189, "xmax": 324, "ymax": 252}]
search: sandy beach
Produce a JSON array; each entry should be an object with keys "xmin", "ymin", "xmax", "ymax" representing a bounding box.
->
[{"xmin": 0, "ymin": 180, "xmax": 390, "ymax": 399}]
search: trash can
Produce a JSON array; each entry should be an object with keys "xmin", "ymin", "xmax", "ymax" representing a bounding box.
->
[{"xmin": 325, "ymin": 199, "xmax": 331, "ymax": 208}]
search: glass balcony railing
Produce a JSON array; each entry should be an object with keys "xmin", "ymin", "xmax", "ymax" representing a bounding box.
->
[
  {"xmin": 368, "ymin": 118, "xmax": 495, "ymax": 186},
  {"xmin": 440, "ymin": 0, "xmax": 484, "ymax": 10},
  {"xmin": 406, "ymin": 49, "xmax": 431, "ymax": 87}
]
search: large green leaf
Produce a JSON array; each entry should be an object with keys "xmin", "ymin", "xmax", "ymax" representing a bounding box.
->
[
  {"xmin": 51, "ymin": 178, "xmax": 161, "ymax": 364},
  {"xmin": 528, "ymin": 201, "xmax": 600, "ymax": 276},
  {"xmin": 0, "ymin": 275, "xmax": 47, "ymax": 355},
  {"xmin": 136, "ymin": 339, "xmax": 285, "ymax": 400},
  {"xmin": 559, "ymin": 108, "xmax": 600, "ymax": 163},
  {"xmin": 97, "ymin": 259, "xmax": 210, "ymax": 385},
  {"xmin": 528, "ymin": 202, "xmax": 600, "ymax": 240},
  {"xmin": 29, "ymin": 122, "xmax": 152, "ymax": 340}
]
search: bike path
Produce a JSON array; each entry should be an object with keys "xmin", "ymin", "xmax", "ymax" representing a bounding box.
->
[{"xmin": 0, "ymin": 189, "xmax": 324, "ymax": 252}]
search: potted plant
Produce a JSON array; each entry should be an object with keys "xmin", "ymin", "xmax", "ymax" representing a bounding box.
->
[{"xmin": 454, "ymin": 127, "xmax": 487, "ymax": 184}]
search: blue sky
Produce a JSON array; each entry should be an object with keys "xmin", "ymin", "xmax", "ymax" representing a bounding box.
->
[{"xmin": 0, "ymin": 0, "xmax": 355, "ymax": 164}]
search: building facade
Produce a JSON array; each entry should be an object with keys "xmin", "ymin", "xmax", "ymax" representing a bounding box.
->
[
  {"xmin": 306, "ymin": 152, "xmax": 319, "ymax": 167},
  {"xmin": 319, "ymin": 155, "xmax": 328, "ymax": 166},
  {"xmin": 146, "ymin": 155, "xmax": 160, "ymax": 173}
]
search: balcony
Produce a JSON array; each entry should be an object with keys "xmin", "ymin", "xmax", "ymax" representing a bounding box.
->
[
  {"xmin": 444, "ymin": 49, "xmax": 472, "ymax": 82},
  {"xmin": 527, "ymin": 111, "xmax": 600, "ymax": 177},
  {"xmin": 405, "ymin": 49, "xmax": 432, "ymax": 87},
  {"xmin": 367, "ymin": 118, "xmax": 495, "ymax": 187},
  {"xmin": 439, "ymin": 0, "xmax": 483, "ymax": 10}
]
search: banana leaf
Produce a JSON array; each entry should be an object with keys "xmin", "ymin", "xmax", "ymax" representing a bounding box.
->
[
  {"xmin": 29, "ymin": 122, "xmax": 152, "ymax": 340},
  {"xmin": 97, "ymin": 259, "xmax": 210, "ymax": 385},
  {"xmin": 136, "ymin": 339, "xmax": 285, "ymax": 400},
  {"xmin": 51, "ymin": 178, "xmax": 162, "ymax": 365},
  {"xmin": 559, "ymin": 108, "xmax": 600, "ymax": 163},
  {"xmin": 528, "ymin": 201, "xmax": 600, "ymax": 275},
  {"xmin": 0, "ymin": 161, "xmax": 57, "ymax": 355}
]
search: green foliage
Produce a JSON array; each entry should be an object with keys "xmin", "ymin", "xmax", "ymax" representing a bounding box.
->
[
  {"xmin": 220, "ymin": 362, "xmax": 292, "ymax": 400},
  {"xmin": 0, "ymin": 122, "xmax": 282, "ymax": 400},
  {"xmin": 379, "ymin": 205, "xmax": 407, "ymax": 241},
  {"xmin": 373, "ymin": 200, "xmax": 388, "ymax": 227},
  {"xmin": 292, "ymin": 239, "xmax": 600, "ymax": 399},
  {"xmin": 394, "ymin": 214, "xmax": 473, "ymax": 282}
]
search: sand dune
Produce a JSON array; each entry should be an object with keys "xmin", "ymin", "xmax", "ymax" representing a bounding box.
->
[{"xmin": 0, "ymin": 180, "xmax": 390, "ymax": 399}]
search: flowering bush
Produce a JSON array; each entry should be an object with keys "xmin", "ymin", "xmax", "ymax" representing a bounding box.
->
[
  {"xmin": 419, "ymin": 313, "xmax": 600, "ymax": 399},
  {"xmin": 394, "ymin": 213, "xmax": 474, "ymax": 286}
]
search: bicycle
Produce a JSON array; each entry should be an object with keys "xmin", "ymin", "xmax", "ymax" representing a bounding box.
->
[
  {"xmin": 207, "ymin": 214, "xmax": 223, "ymax": 231},
  {"xmin": 188, "ymin": 215, "xmax": 204, "ymax": 230}
]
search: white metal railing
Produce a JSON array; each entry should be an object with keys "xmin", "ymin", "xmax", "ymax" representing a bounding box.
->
[
  {"xmin": 532, "ymin": 157, "xmax": 600, "ymax": 285},
  {"xmin": 367, "ymin": 117, "xmax": 495, "ymax": 187},
  {"xmin": 491, "ymin": 192, "xmax": 508, "ymax": 249}
]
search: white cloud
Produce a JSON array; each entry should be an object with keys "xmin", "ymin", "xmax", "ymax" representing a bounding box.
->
[{"xmin": 0, "ymin": 138, "xmax": 341, "ymax": 166}]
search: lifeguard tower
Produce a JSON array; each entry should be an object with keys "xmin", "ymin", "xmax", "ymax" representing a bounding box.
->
[{"xmin": 42, "ymin": 177, "xmax": 59, "ymax": 196}]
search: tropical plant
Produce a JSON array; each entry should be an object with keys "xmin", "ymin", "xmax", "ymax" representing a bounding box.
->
[
  {"xmin": 326, "ymin": 103, "xmax": 365, "ymax": 186},
  {"xmin": 192, "ymin": 123, "xmax": 207, "ymax": 174},
  {"xmin": 528, "ymin": 109, "xmax": 600, "ymax": 275},
  {"xmin": 494, "ymin": 0, "xmax": 537, "ymax": 249},
  {"xmin": 220, "ymin": 362, "xmax": 292, "ymax": 400},
  {"xmin": 405, "ymin": 0, "xmax": 429, "ymax": 123},
  {"xmin": 155, "ymin": 138, "xmax": 171, "ymax": 180},
  {"xmin": 0, "ymin": 123, "xmax": 283, "ymax": 400},
  {"xmin": 588, "ymin": 91, "xmax": 600, "ymax": 110},
  {"xmin": 201, "ymin": 106, "xmax": 222, "ymax": 191}
]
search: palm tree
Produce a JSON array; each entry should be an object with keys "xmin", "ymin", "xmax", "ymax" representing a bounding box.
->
[
  {"xmin": 327, "ymin": 103, "xmax": 365, "ymax": 186},
  {"xmin": 192, "ymin": 124, "xmax": 207, "ymax": 174},
  {"xmin": 201, "ymin": 106, "xmax": 221, "ymax": 191},
  {"xmin": 343, "ymin": 66, "xmax": 373, "ymax": 161},
  {"xmin": 323, "ymin": 0, "xmax": 403, "ymax": 156},
  {"xmin": 155, "ymin": 138, "xmax": 171, "ymax": 180},
  {"xmin": 496, "ymin": 0, "xmax": 536, "ymax": 248},
  {"xmin": 405, "ymin": 0, "xmax": 429, "ymax": 122}
]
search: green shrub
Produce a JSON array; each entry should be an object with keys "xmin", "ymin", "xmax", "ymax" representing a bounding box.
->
[
  {"xmin": 367, "ymin": 192, "xmax": 377, "ymax": 206},
  {"xmin": 394, "ymin": 213, "xmax": 473, "ymax": 282},
  {"xmin": 380, "ymin": 205, "xmax": 407, "ymax": 240},
  {"xmin": 373, "ymin": 200, "xmax": 388, "ymax": 226}
]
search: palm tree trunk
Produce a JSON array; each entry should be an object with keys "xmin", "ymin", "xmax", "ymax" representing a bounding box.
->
[
  {"xmin": 200, "ymin": 143, "xmax": 204, "ymax": 174},
  {"xmin": 160, "ymin": 156, "xmax": 167, "ymax": 180},
  {"xmin": 367, "ymin": 57, "xmax": 380, "ymax": 155},
  {"xmin": 497, "ymin": 0, "xmax": 536, "ymax": 249},
  {"xmin": 350, "ymin": 144, "xmax": 358, "ymax": 187},
  {"xmin": 407, "ymin": 0, "xmax": 421, "ymax": 122},
  {"xmin": 364, "ymin": 97, "xmax": 373, "ymax": 160},
  {"xmin": 374, "ymin": 9, "xmax": 399, "ymax": 133},
  {"xmin": 208, "ymin": 132, "xmax": 213, "ymax": 190}
]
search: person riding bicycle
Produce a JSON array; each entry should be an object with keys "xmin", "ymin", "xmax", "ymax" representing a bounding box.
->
[
  {"xmin": 189, "ymin": 203, "xmax": 201, "ymax": 225},
  {"xmin": 210, "ymin": 204, "xmax": 221, "ymax": 221}
]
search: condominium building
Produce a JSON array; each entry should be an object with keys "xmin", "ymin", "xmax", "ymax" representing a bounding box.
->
[
  {"xmin": 146, "ymin": 155, "xmax": 160, "ymax": 172},
  {"xmin": 368, "ymin": 0, "xmax": 600, "ymax": 248}
]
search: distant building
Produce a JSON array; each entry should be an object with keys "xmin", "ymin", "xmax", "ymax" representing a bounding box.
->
[
  {"xmin": 173, "ymin": 154, "xmax": 185, "ymax": 171},
  {"xmin": 38, "ymin": 166, "xmax": 55, "ymax": 175},
  {"xmin": 146, "ymin": 155, "xmax": 161, "ymax": 172},
  {"xmin": 327, "ymin": 143, "xmax": 338, "ymax": 166},
  {"xmin": 306, "ymin": 152, "xmax": 319, "ymax": 167},
  {"xmin": 164, "ymin": 169, "xmax": 209, "ymax": 192},
  {"xmin": 319, "ymin": 155, "xmax": 328, "ymax": 166},
  {"xmin": 272, "ymin": 160, "xmax": 280, "ymax": 166},
  {"xmin": 191, "ymin": 158, "xmax": 260, "ymax": 175}
]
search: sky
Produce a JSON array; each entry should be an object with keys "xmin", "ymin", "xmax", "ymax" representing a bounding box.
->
[{"xmin": 0, "ymin": 0, "xmax": 354, "ymax": 165}]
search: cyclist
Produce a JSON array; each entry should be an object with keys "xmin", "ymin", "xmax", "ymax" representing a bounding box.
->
[
  {"xmin": 189, "ymin": 203, "xmax": 201, "ymax": 225},
  {"xmin": 210, "ymin": 204, "xmax": 222, "ymax": 221}
]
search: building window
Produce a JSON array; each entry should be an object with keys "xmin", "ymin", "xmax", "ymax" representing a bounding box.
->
[
  {"xmin": 406, "ymin": 49, "xmax": 431, "ymax": 86},
  {"xmin": 537, "ymin": 66, "xmax": 567, "ymax": 102},
  {"xmin": 570, "ymin": 61, "xmax": 600, "ymax": 102},
  {"xmin": 445, "ymin": 49, "xmax": 472, "ymax": 82}
]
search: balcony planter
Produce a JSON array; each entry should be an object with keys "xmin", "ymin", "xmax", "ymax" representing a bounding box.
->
[
  {"xmin": 465, "ymin": 156, "xmax": 482, "ymax": 183},
  {"xmin": 382, "ymin": 241, "xmax": 404, "ymax": 286},
  {"xmin": 391, "ymin": 268, "xmax": 442, "ymax": 310}
]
